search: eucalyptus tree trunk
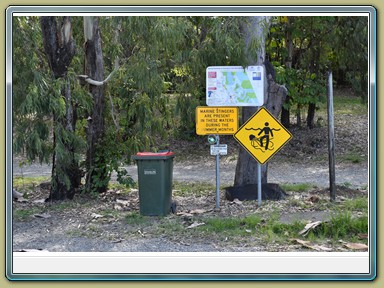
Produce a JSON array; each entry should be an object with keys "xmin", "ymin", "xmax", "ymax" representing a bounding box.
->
[
  {"xmin": 307, "ymin": 46, "xmax": 321, "ymax": 129},
  {"xmin": 234, "ymin": 16, "xmax": 287, "ymax": 187},
  {"xmin": 83, "ymin": 17, "xmax": 108, "ymax": 193},
  {"xmin": 40, "ymin": 16, "xmax": 81, "ymax": 200},
  {"xmin": 281, "ymin": 16, "xmax": 294, "ymax": 128}
]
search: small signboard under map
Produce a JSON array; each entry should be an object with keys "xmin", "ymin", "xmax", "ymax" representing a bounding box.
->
[
  {"xmin": 206, "ymin": 66, "xmax": 264, "ymax": 107},
  {"xmin": 195, "ymin": 106, "xmax": 238, "ymax": 135}
]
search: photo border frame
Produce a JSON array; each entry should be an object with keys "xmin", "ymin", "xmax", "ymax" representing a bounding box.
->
[{"xmin": 5, "ymin": 5, "xmax": 377, "ymax": 281}]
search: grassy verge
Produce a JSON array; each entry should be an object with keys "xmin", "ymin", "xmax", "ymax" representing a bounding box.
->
[
  {"xmin": 172, "ymin": 181, "xmax": 216, "ymax": 197},
  {"xmin": 280, "ymin": 183, "xmax": 314, "ymax": 192},
  {"xmin": 13, "ymin": 176, "xmax": 368, "ymax": 251},
  {"xmin": 155, "ymin": 207, "xmax": 368, "ymax": 248},
  {"xmin": 317, "ymin": 89, "xmax": 367, "ymax": 116}
]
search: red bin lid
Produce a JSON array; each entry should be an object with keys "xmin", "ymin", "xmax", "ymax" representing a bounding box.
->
[{"xmin": 136, "ymin": 151, "xmax": 174, "ymax": 156}]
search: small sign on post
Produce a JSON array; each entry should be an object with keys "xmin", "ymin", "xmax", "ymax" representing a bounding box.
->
[
  {"xmin": 196, "ymin": 106, "xmax": 239, "ymax": 135},
  {"xmin": 210, "ymin": 144, "xmax": 228, "ymax": 156}
]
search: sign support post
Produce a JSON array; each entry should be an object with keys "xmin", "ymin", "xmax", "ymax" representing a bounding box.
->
[
  {"xmin": 215, "ymin": 135, "xmax": 220, "ymax": 210},
  {"xmin": 257, "ymin": 162, "xmax": 262, "ymax": 207},
  {"xmin": 327, "ymin": 71, "xmax": 336, "ymax": 202}
]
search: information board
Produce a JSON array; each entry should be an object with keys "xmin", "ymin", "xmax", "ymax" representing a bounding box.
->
[{"xmin": 206, "ymin": 66, "xmax": 264, "ymax": 107}]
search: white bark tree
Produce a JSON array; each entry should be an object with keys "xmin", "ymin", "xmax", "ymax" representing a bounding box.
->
[{"xmin": 234, "ymin": 16, "xmax": 287, "ymax": 187}]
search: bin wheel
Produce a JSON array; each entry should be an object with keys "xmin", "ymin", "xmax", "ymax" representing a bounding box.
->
[{"xmin": 170, "ymin": 201, "xmax": 177, "ymax": 214}]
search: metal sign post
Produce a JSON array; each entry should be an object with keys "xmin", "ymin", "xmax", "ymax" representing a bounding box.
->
[
  {"xmin": 327, "ymin": 71, "xmax": 336, "ymax": 202},
  {"xmin": 215, "ymin": 135, "xmax": 220, "ymax": 209},
  {"xmin": 207, "ymin": 134, "xmax": 223, "ymax": 209},
  {"xmin": 208, "ymin": 134, "xmax": 227, "ymax": 210},
  {"xmin": 257, "ymin": 162, "xmax": 262, "ymax": 207}
]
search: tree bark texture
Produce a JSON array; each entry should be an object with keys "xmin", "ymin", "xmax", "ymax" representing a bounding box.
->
[
  {"xmin": 40, "ymin": 17, "xmax": 75, "ymax": 78},
  {"xmin": 307, "ymin": 102, "xmax": 316, "ymax": 129},
  {"xmin": 281, "ymin": 17, "xmax": 294, "ymax": 128},
  {"xmin": 306, "ymin": 43, "xmax": 321, "ymax": 129},
  {"xmin": 40, "ymin": 16, "xmax": 80, "ymax": 200},
  {"xmin": 234, "ymin": 17, "xmax": 287, "ymax": 187},
  {"xmin": 83, "ymin": 17, "xmax": 108, "ymax": 193}
]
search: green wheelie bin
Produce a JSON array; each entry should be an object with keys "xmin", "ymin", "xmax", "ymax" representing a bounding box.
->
[{"xmin": 132, "ymin": 151, "xmax": 176, "ymax": 216}]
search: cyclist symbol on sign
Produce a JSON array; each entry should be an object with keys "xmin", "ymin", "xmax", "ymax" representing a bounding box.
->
[{"xmin": 246, "ymin": 122, "xmax": 280, "ymax": 152}]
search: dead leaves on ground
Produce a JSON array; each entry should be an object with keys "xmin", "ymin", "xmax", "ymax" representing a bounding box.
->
[
  {"xmin": 291, "ymin": 239, "xmax": 333, "ymax": 252},
  {"xmin": 186, "ymin": 222, "xmax": 206, "ymax": 229},
  {"xmin": 13, "ymin": 189, "xmax": 28, "ymax": 202},
  {"xmin": 292, "ymin": 220, "xmax": 368, "ymax": 251},
  {"xmin": 177, "ymin": 208, "xmax": 210, "ymax": 218},
  {"xmin": 114, "ymin": 198, "xmax": 135, "ymax": 211},
  {"xmin": 91, "ymin": 213, "xmax": 104, "ymax": 219},
  {"xmin": 33, "ymin": 213, "xmax": 51, "ymax": 219},
  {"xmin": 299, "ymin": 220, "xmax": 323, "ymax": 236},
  {"xmin": 291, "ymin": 238, "xmax": 368, "ymax": 252},
  {"xmin": 177, "ymin": 209, "xmax": 208, "ymax": 229},
  {"xmin": 14, "ymin": 248, "xmax": 49, "ymax": 252},
  {"xmin": 340, "ymin": 240, "xmax": 368, "ymax": 251}
]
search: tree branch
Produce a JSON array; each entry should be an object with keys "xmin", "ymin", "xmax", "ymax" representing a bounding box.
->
[
  {"xmin": 78, "ymin": 59, "xmax": 121, "ymax": 130},
  {"xmin": 78, "ymin": 59, "xmax": 119, "ymax": 86}
]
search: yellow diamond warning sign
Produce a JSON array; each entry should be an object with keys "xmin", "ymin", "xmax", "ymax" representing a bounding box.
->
[
  {"xmin": 234, "ymin": 107, "xmax": 292, "ymax": 164},
  {"xmin": 196, "ymin": 106, "xmax": 239, "ymax": 135}
]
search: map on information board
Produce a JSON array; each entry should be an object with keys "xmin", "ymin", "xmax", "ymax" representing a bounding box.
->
[{"xmin": 206, "ymin": 66, "xmax": 264, "ymax": 107}]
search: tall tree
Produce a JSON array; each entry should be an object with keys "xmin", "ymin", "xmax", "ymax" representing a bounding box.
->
[
  {"xmin": 40, "ymin": 16, "xmax": 82, "ymax": 200},
  {"xmin": 83, "ymin": 16, "xmax": 109, "ymax": 193},
  {"xmin": 280, "ymin": 16, "xmax": 294, "ymax": 128},
  {"xmin": 234, "ymin": 17, "xmax": 287, "ymax": 187}
]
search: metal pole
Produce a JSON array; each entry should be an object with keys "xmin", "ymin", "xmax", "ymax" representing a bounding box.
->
[
  {"xmin": 257, "ymin": 162, "xmax": 262, "ymax": 207},
  {"xmin": 327, "ymin": 71, "xmax": 336, "ymax": 201},
  {"xmin": 215, "ymin": 135, "xmax": 220, "ymax": 209}
]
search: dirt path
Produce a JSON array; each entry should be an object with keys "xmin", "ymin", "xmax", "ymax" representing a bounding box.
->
[{"xmin": 13, "ymin": 156, "xmax": 368, "ymax": 189}]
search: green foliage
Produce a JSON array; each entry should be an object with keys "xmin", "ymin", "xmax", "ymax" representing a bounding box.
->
[
  {"xmin": 102, "ymin": 17, "xmax": 176, "ymax": 154},
  {"xmin": 268, "ymin": 15, "xmax": 368, "ymax": 110},
  {"xmin": 171, "ymin": 16, "xmax": 248, "ymax": 138},
  {"xmin": 330, "ymin": 17, "xmax": 368, "ymax": 101},
  {"xmin": 13, "ymin": 17, "xmax": 53, "ymax": 163},
  {"xmin": 268, "ymin": 15, "xmax": 367, "ymax": 127},
  {"xmin": 276, "ymin": 66, "xmax": 326, "ymax": 113}
]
